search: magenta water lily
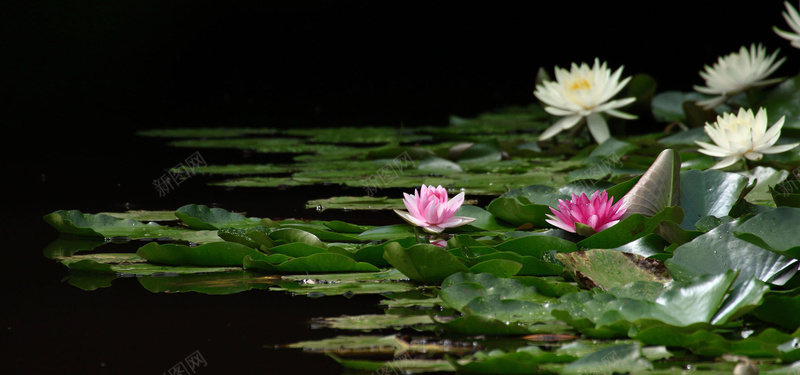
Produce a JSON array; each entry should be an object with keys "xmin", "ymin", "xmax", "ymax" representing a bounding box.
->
[
  {"xmin": 546, "ymin": 190, "xmax": 627, "ymax": 235},
  {"xmin": 394, "ymin": 184, "xmax": 476, "ymax": 234}
]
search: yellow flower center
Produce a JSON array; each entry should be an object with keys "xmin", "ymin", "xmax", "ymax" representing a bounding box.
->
[{"xmin": 568, "ymin": 78, "xmax": 591, "ymax": 91}]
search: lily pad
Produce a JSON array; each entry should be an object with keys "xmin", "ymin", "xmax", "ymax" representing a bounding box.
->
[
  {"xmin": 679, "ymin": 169, "xmax": 748, "ymax": 230},
  {"xmin": 136, "ymin": 241, "xmax": 270, "ymax": 266},
  {"xmin": 666, "ymin": 220, "xmax": 798, "ymax": 288},
  {"xmin": 244, "ymin": 252, "xmax": 380, "ymax": 273},
  {"xmin": 174, "ymin": 204, "xmax": 261, "ymax": 230},
  {"xmin": 382, "ymin": 243, "xmax": 470, "ymax": 284},
  {"xmin": 734, "ymin": 207, "xmax": 800, "ymax": 259}
]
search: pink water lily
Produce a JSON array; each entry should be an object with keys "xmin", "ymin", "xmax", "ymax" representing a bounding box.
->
[
  {"xmin": 394, "ymin": 185, "xmax": 476, "ymax": 233},
  {"xmin": 546, "ymin": 190, "xmax": 626, "ymax": 235}
]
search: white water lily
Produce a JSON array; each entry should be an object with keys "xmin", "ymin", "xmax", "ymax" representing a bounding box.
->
[
  {"xmin": 693, "ymin": 44, "xmax": 785, "ymax": 109},
  {"xmin": 774, "ymin": 1, "xmax": 800, "ymax": 48},
  {"xmin": 533, "ymin": 58, "xmax": 636, "ymax": 144},
  {"xmin": 695, "ymin": 107, "xmax": 799, "ymax": 169}
]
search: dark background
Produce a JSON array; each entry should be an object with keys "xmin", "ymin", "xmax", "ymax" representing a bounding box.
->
[{"xmin": 4, "ymin": 1, "xmax": 800, "ymax": 374}]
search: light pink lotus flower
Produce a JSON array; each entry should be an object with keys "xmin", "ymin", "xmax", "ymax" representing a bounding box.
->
[
  {"xmin": 393, "ymin": 185, "xmax": 476, "ymax": 233},
  {"xmin": 546, "ymin": 190, "xmax": 626, "ymax": 235}
]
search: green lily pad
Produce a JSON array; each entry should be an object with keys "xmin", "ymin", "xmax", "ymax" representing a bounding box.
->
[
  {"xmin": 734, "ymin": 207, "xmax": 800, "ymax": 259},
  {"xmin": 667, "ymin": 220, "xmax": 798, "ymax": 288},
  {"xmin": 493, "ymin": 235, "xmax": 578, "ymax": 257},
  {"xmin": 761, "ymin": 72, "xmax": 800, "ymax": 129},
  {"xmin": 268, "ymin": 228, "xmax": 327, "ymax": 248},
  {"xmin": 605, "ymin": 234, "xmax": 668, "ymax": 258},
  {"xmin": 244, "ymin": 252, "xmax": 380, "ymax": 273},
  {"xmin": 451, "ymin": 345, "xmax": 577, "ymax": 374},
  {"xmin": 457, "ymin": 139, "xmax": 504, "ymax": 164},
  {"xmin": 62, "ymin": 256, "xmax": 239, "ymax": 276},
  {"xmin": 174, "ymin": 204, "xmax": 262, "ymax": 230},
  {"xmin": 651, "ymin": 91, "xmax": 710, "ymax": 124},
  {"xmin": 551, "ymin": 271, "xmax": 741, "ymax": 336},
  {"xmin": 272, "ymin": 269, "xmax": 416, "ymax": 296},
  {"xmin": 440, "ymin": 272, "xmax": 553, "ymax": 312},
  {"xmin": 306, "ymin": 196, "xmax": 404, "ymax": 211},
  {"xmin": 357, "ymin": 224, "xmax": 416, "ymax": 241},
  {"xmin": 633, "ymin": 325, "xmax": 797, "ymax": 358},
  {"xmin": 741, "ymin": 167, "xmax": 790, "ymax": 206},
  {"xmin": 312, "ymin": 313, "xmax": 435, "ymax": 331},
  {"xmin": 576, "ymin": 206, "xmax": 684, "ymax": 249},
  {"xmin": 383, "ymin": 243, "xmax": 470, "ymax": 284},
  {"xmin": 561, "ymin": 342, "xmax": 652, "ymax": 375},
  {"xmin": 771, "ymin": 180, "xmax": 800, "ymax": 207},
  {"xmin": 468, "ymin": 259, "xmax": 523, "ymax": 278},
  {"xmin": 679, "ymin": 169, "xmax": 748, "ymax": 230},
  {"xmin": 43, "ymin": 210, "xmax": 166, "ymax": 237},
  {"xmin": 486, "ymin": 184, "xmax": 582, "ymax": 227},
  {"xmin": 136, "ymin": 241, "xmax": 270, "ymax": 266}
]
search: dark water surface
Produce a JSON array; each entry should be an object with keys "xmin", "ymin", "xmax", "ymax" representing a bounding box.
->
[{"xmin": 4, "ymin": 134, "xmax": 405, "ymax": 374}]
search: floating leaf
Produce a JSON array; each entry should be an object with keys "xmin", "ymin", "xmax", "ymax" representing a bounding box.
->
[
  {"xmin": 577, "ymin": 206, "xmax": 684, "ymax": 249},
  {"xmin": 306, "ymin": 196, "xmax": 404, "ymax": 211},
  {"xmin": 753, "ymin": 289, "xmax": 800, "ymax": 330},
  {"xmin": 734, "ymin": 207, "xmax": 800, "ymax": 259},
  {"xmin": 439, "ymin": 272, "xmax": 553, "ymax": 312},
  {"xmin": 771, "ymin": 180, "xmax": 800, "ymax": 207},
  {"xmin": 667, "ymin": 220, "xmax": 798, "ymax": 288},
  {"xmin": 451, "ymin": 345, "xmax": 577, "ymax": 374},
  {"xmin": 269, "ymin": 228, "xmax": 327, "ymax": 248},
  {"xmin": 357, "ymin": 224, "xmax": 416, "ymax": 241},
  {"xmin": 679, "ymin": 169, "xmax": 748, "ymax": 230},
  {"xmin": 741, "ymin": 166, "xmax": 790, "ymax": 206},
  {"xmin": 651, "ymin": 91, "xmax": 709, "ymax": 123},
  {"xmin": 383, "ymin": 243, "xmax": 470, "ymax": 284},
  {"xmin": 417, "ymin": 156, "xmax": 464, "ymax": 172},
  {"xmin": 136, "ymin": 242, "xmax": 270, "ymax": 267},
  {"xmin": 174, "ymin": 204, "xmax": 261, "ymax": 230},
  {"xmin": 561, "ymin": 342, "xmax": 652, "ymax": 375},
  {"xmin": 468, "ymin": 259, "xmax": 523, "ymax": 278},
  {"xmin": 62, "ymin": 256, "xmax": 239, "ymax": 276},
  {"xmin": 244, "ymin": 252, "xmax": 380, "ymax": 273}
]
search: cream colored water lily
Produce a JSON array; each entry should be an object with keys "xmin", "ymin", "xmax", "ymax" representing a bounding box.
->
[
  {"xmin": 695, "ymin": 107, "xmax": 800, "ymax": 169},
  {"xmin": 693, "ymin": 44, "xmax": 785, "ymax": 109},
  {"xmin": 774, "ymin": 1, "xmax": 800, "ymax": 48},
  {"xmin": 533, "ymin": 58, "xmax": 636, "ymax": 144}
]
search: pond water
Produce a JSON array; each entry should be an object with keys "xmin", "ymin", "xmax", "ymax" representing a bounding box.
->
[{"xmin": 6, "ymin": 135, "xmax": 413, "ymax": 374}]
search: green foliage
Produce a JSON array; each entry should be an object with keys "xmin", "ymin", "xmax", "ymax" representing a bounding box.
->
[{"xmin": 45, "ymin": 89, "xmax": 800, "ymax": 372}]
